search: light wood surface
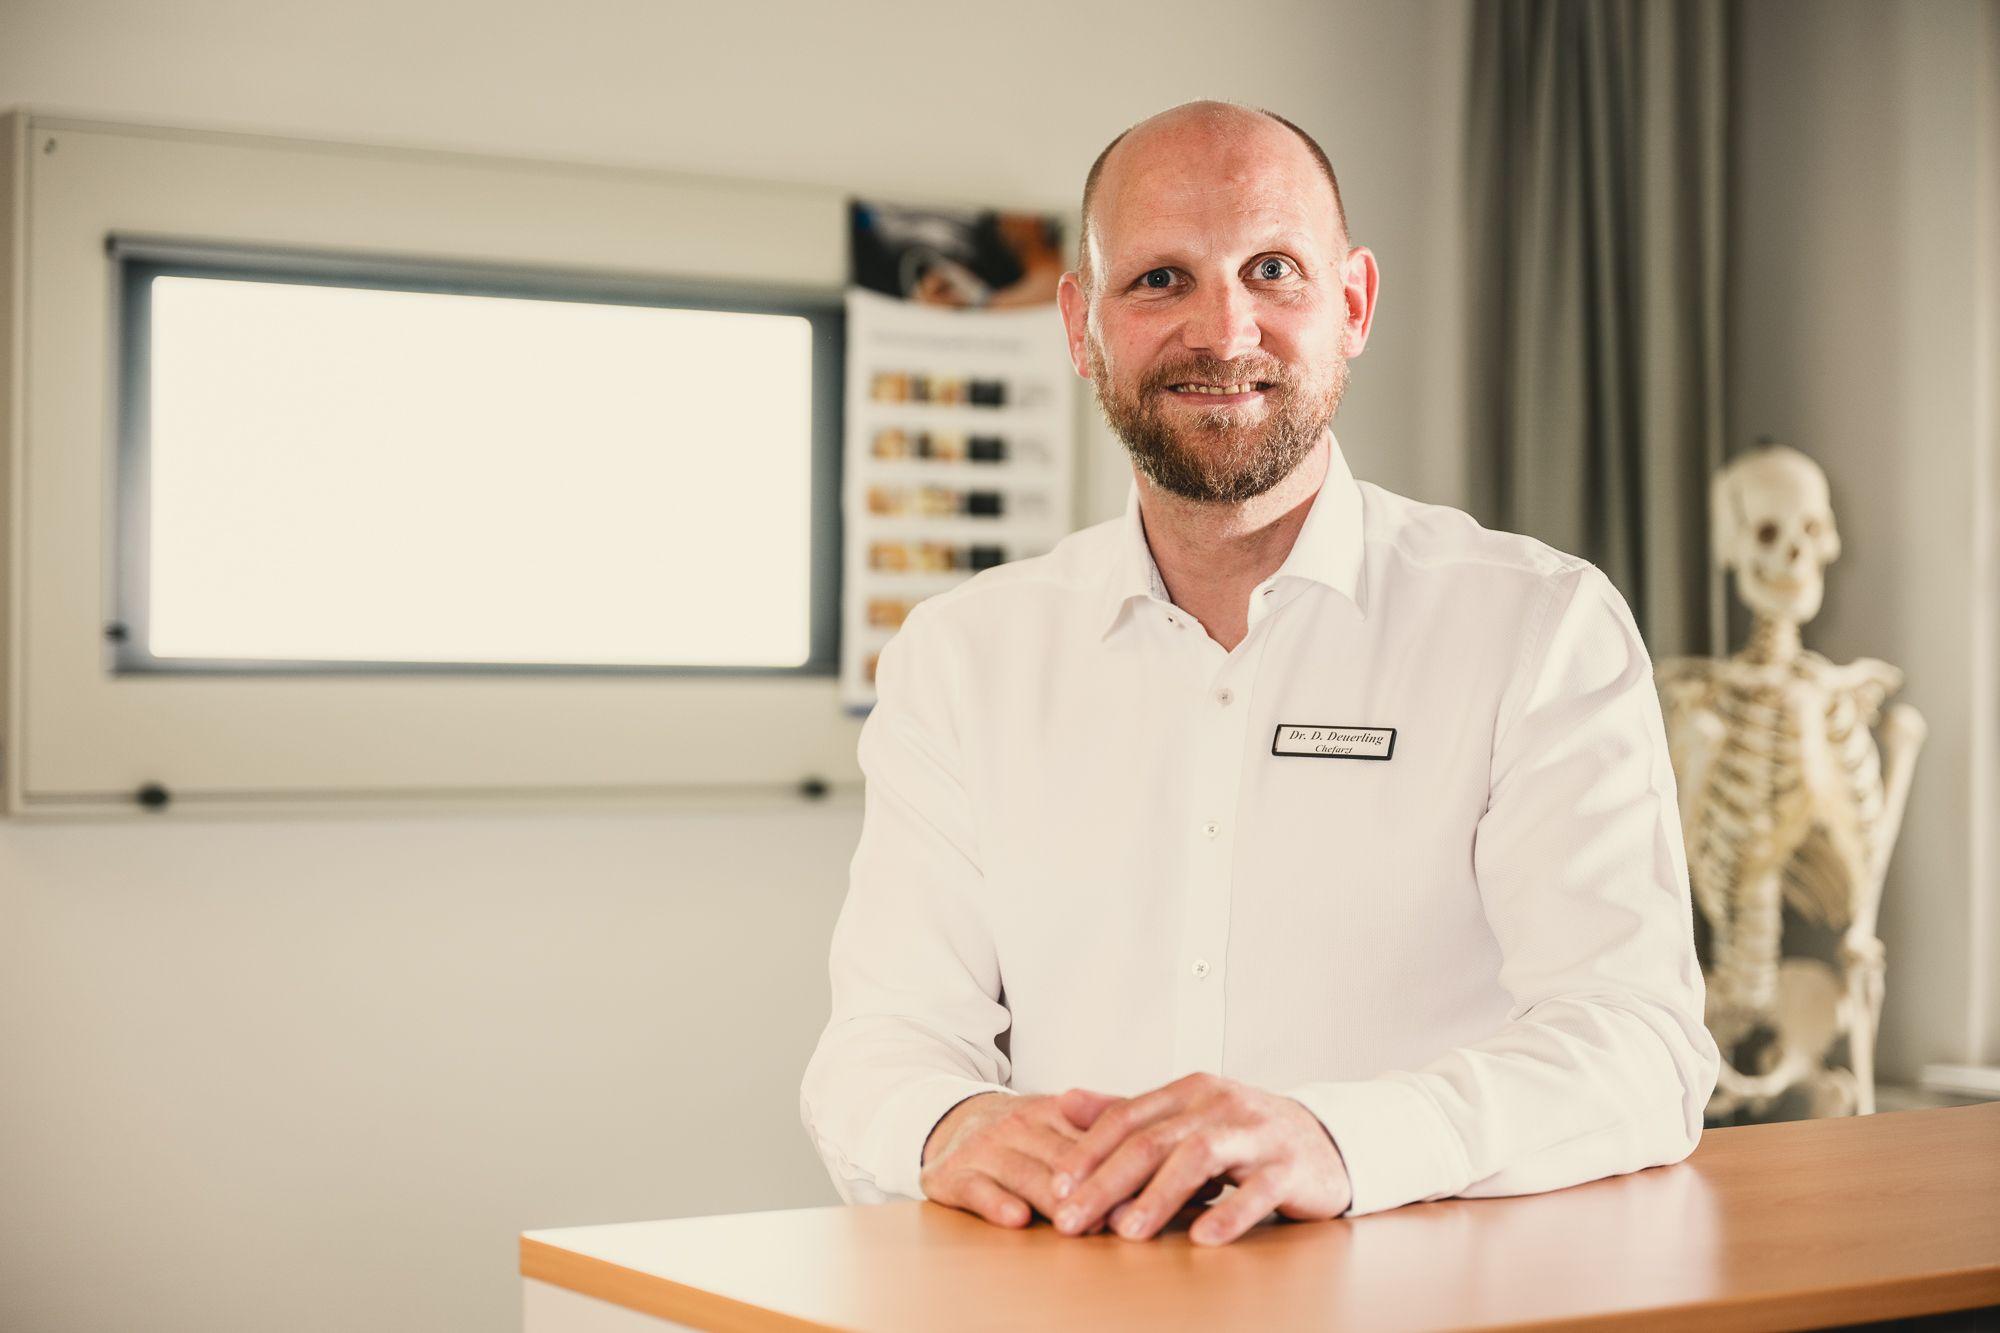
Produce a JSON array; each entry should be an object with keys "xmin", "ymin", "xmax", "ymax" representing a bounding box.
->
[{"xmin": 521, "ymin": 1101, "xmax": 2000, "ymax": 1332}]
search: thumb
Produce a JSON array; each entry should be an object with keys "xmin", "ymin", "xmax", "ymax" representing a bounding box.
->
[{"xmin": 1057, "ymin": 1087, "xmax": 1122, "ymax": 1130}]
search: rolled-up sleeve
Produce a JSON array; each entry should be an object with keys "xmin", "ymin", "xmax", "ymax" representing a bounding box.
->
[
  {"xmin": 799, "ymin": 602, "xmax": 1015, "ymax": 1204},
  {"xmin": 1287, "ymin": 563, "xmax": 1721, "ymax": 1217}
]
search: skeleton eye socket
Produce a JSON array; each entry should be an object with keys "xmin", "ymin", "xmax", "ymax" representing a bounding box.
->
[{"xmin": 1756, "ymin": 522, "xmax": 1779, "ymax": 545}]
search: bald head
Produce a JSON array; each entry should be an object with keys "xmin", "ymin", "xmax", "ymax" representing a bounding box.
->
[{"xmin": 1078, "ymin": 101, "xmax": 1349, "ymax": 291}]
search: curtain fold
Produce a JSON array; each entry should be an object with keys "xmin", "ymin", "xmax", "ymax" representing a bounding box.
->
[{"xmin": 1468, "ymin": 0, "xmax": 1732, "ymax": 656}]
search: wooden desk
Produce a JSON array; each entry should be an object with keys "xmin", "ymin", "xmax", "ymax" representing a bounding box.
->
[{"xmin": 521, "ymin": 1102, "xmax": 2000, "ymax": 1331}]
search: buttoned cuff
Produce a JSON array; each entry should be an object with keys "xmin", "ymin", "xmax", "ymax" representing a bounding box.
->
[
  {"xmin": 1287, "ymin": 1078, "xmax": 1473, "ymax": 1217},
  {"xmin": 862, "ymin": 1074, "xmax": 1015, "ymax": 1202}
]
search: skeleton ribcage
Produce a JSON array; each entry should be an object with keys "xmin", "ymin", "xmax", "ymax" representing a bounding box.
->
[{"xmin": 1685, "ymin": 668, "xmax": 1885, "ymax": 1019}]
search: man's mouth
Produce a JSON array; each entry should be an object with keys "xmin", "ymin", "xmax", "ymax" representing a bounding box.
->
[{"xmin": 1165, "ymin": 381, "xmax": 1274, "ymax": 401}]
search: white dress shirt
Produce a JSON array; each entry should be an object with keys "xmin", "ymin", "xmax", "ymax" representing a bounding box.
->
[{"xmin": 800, "ymin": 432, "xmax": 1720, "ymax": 1218}]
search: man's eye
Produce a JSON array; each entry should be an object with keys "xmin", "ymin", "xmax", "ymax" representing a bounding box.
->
[
  {"xmin": 1139, "ymin": 269, "xmax": 1176, "ymax": 289},
  {"xmin": 1253, "ymin": 257, "xmax": 1295, "ymax": 280}
]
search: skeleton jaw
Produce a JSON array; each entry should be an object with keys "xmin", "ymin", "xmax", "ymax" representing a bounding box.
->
[{"xmin": 1738, "ymin": 567, "xmax": 1824, "ymax": 625}]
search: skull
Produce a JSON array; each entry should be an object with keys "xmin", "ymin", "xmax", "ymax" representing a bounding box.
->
[{"xmin": 1711, "ymin": 444, "xmax": 1841, "ymax": 625}]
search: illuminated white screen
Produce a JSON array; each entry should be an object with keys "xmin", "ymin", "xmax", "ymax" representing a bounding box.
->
[{"xmin": 144, "ymin": 275, "xmax": 816, "ymax": 667}]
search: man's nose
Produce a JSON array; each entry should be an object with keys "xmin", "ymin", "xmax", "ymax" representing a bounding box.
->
[{"xmin": 1180, "ymin": 280, "xmax": 1262, "ymax": 360}]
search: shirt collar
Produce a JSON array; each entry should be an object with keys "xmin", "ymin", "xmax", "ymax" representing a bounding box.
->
[{"xmin": 1099, "ymin": 429, "xmax": 1367, "ymax": 638}]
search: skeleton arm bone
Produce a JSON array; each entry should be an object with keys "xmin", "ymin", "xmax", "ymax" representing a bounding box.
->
[{"xmin": 1854, "ymin": 702, "xmax": 1926, "ymax": 941}]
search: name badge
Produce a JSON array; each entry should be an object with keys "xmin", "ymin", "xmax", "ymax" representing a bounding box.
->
[{"xmin": 1272, "ymin": 724, "xmax": 1397, "ymax": 761}]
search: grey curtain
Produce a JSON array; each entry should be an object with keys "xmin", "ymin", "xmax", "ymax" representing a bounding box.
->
[{"xmin": 1467, "ymin": 0, "xmax": 1733, "ymax": 656}]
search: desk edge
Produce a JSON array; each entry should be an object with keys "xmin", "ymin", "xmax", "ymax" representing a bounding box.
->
[{"xmin": 519, "ymin": 1234, "xmax": 851, "ymax": 1333}]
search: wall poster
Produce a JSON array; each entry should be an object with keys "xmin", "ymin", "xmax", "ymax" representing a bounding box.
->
[{"xmin": 841, "ymin": 200, "xmax": 1077, "ymax": 709}]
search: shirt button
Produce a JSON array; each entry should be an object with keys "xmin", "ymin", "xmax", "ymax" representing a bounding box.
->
[
  {"xmin": 1216, "ymin": 688, "xmax": 1234, "ymax": 707},
  {"xmin": 1202, "ymin": 819, "xmax": 1219, "ymax": 838},
  {"xmin": 1191, "ymin": 958, "xmax": 1211, "ymax": 979}
]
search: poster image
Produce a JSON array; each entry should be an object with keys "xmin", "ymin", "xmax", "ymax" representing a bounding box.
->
[{"xmin": 849, "ymin": 201, "xmax": 1065, "ymax": 309}]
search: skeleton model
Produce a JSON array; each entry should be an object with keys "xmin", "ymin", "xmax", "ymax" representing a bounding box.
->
[{"xmin": 1656, "ymin": 446, "xmax": 1925, "ymax": 1120}]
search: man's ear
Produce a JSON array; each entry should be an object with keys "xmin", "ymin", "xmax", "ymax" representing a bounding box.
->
[
  {"xmin": 1339, "ymin": 245, "xmax": 1380, "ymax": 358},
  {"xmin": 1057, "ymin": 270, "xmax": 1094, "ymax": 380}
]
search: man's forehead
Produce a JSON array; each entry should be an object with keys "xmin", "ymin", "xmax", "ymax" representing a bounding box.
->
[
  {"xmin": 1089, "ymin": 110, "xmax": 1341, "ymax": 260},
  {"xmin": 1094, "ymin": 170, "xmax": 1338, "ymax": 263},
  {"xmin": 1101, "ymin": 190, "xmax": 1322, "ymax": 255}
]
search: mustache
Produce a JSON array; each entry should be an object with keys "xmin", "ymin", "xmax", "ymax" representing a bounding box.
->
[{"xmin": 1141, "ymin": 357, "xmax": 1289, "ymax": 392}]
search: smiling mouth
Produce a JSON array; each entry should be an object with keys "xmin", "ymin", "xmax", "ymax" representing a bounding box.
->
[{"xmin": 1167, "ymin": 381, "xmax": 1274, "ymax": 396}]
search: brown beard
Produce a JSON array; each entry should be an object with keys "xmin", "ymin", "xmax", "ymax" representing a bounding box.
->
[{"xmin": 1087, "ymin": 340, "xmax": 1347, "ymax": 504}]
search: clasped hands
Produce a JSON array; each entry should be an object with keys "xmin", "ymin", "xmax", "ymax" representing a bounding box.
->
[{"xmin": 917, "ymin": 1072, "xmax": 1353, "ymax": 1246}]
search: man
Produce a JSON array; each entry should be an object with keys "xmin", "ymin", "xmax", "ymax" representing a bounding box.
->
[{"xmin": 800, "ymin": 101, "xmax": 1719, "ymax": 1247}]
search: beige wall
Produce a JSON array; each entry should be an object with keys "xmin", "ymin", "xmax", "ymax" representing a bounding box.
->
[
  {"xmin": 1732, "ymin": 0, "xmax": 2000, "ymax": 1080},
  {"xmin": 0, "ymin": 3, "xmax": 1471, "ymax": 1330}
]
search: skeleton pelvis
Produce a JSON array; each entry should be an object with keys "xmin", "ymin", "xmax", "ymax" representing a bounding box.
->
[{"xmin": 1706, "ymin": 955, "xmax": 1846, "ymax": 1102}]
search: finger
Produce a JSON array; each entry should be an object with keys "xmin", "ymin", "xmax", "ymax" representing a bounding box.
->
[
  {"xmin": 1052, "ymin": 1082, "xmax": 1196, "ymax": 1201},
  {"xmin": 1054, "ymin": 1113, "xmax": 1203, "ymax": 1235},
  {"xmin": 947, "ymin": 1172, "xmax": 1031, "ymax": 1228},
  {"xmin": 1114, "ymin": 1136, "xmax": 1241, "ymax": 1241},
  {"xmin": 1056, "ymin": 1087, "xmax": 1122, "ymax": 1132},
  {"xmin": 982, "ymin": 1144, "xmax": 1068, "ymax": 1221},
  {"xmin": 1190, "ymin": 1168, "xmax": 1286, "ymax": 1246},
  {"xmin": 975, "ymin": 1119, "xmax": 1091, "ymax": 1225},
  {"xmin": 1110, "ymin": 1178, "xmax": 1221, "ymax": 1236},
  {"xmin": 1024, "ymin": 1097, "xmax": 1091, "ymax": 1142},
  {"xmin": 1110, "ymin": 1177, "xmax": 1223, "ymax": 1223},
  {"xmin": 1015, "ymin": 1123, "xmax": 1088, "ymax": 1174}
]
